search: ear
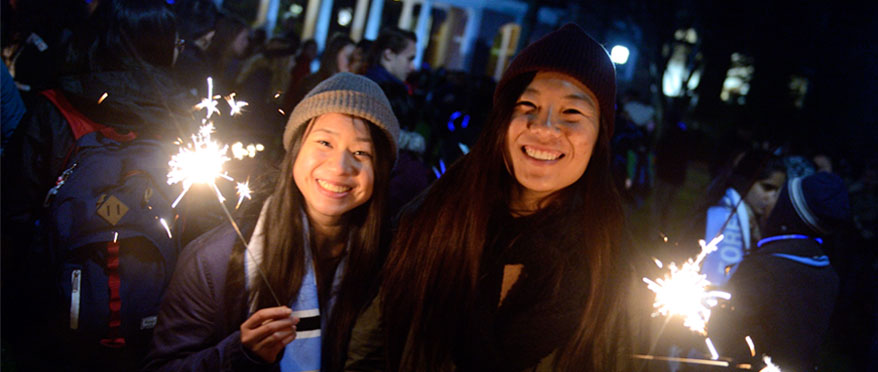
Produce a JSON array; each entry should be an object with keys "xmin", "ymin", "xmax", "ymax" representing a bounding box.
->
[
  {"xmin": 195, "ymin": 30, "xmax": 217, "ymax": 50},
  {"xmin": 381, "ymin": 48, "xmax": 394, "ymax": 63}
]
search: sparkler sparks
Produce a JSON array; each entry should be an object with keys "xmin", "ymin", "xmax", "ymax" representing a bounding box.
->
[
  {"xmin": 225, "ymin": 93, "xmax": 248, "ymax": 116},
  {"xmin": 98, "ymin": 92, "xmax": 108, "ymax": 104},
  {"xmin": 705, "ymin": 337, "xmax": 719, "ymax": 360},
  {"xmin": 745, "ymin": 336, "xmax": 756, "ymax": 357},
  {"xmin": 194, "ymin": 77, "xmax": 221, "ymax": 119},
  {"xmin": 643, "ymin": 234, "xmax": 729, "ymax": 334},
  {"xmin": 759, "ymin": 356, "xmax": 781, "ymax": 372},
  {"xmin": 166, "ymin": 122, "xmax": 232, "ymax": 208},
  {"xmin": 236, "ymin": 179, "xmax": 252, "ymax": 209},
  {"xmin": 159, "ymin": 218, "xmax": 173, "ymax": 238}
]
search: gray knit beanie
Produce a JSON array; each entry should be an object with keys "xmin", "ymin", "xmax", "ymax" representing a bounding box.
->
[{"xmin": 283, "ymin": 72, "xmax": 400, "ymax": 160}]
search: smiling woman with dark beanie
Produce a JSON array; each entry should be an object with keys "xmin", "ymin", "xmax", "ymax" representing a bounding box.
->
[{"xmin": 345, "ymin": 24, "xmax": 634, "ymax": 371}]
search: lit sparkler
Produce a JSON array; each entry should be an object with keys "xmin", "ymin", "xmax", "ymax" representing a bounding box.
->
[
  {"xmin": 167, "ymin": 78, "xmax": 280, "ymax": 306},
  {"xmin": 643, "ymin": 234, "xmax": 730, "ymax": 334},
  {"xmin": 167, "ymin": 122, "xmax": 232, "ymax": 208}
]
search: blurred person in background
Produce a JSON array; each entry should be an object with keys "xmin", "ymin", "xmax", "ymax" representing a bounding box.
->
[
  {"xmin": 281, "ymin": 33, "xmax": 355, "ymax": 113},
  {"xmin": 171, "ymin": 0, "xmax": 218, "ymax": 97}
]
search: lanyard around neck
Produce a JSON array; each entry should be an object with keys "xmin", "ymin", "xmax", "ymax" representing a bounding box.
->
[{"xmin": 756, "ymin": 234, "xmax": 823, "ymax": 248}]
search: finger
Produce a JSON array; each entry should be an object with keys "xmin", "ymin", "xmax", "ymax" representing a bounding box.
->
[
  {"xmin": 243, "ymin": 318, "xmax": 296, "ymax": 345},
  {"xmin": 242, "ymin": 306, "xmax": 292, "ymax": 329},
  {"xmin": 254, "ymin": 329, "xmax": 295, "ymax": 352}
]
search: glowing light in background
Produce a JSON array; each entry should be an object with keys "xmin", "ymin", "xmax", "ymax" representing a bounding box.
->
[
  {"xmin": 338, "ymin": 7, "xmax": 353, "ymax": 27},
  {"xmin": 610, "ymin": 45, "xmax": 630, "ymax": 65}
]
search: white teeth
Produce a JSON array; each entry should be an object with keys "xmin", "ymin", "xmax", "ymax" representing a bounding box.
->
[
  {"xmin": 317, "ymin": 179, "xmax": 352, "ymax": 193},
  {"xmin": 524, "ymin": 146, "xmax": 562, "ymax": 161}
]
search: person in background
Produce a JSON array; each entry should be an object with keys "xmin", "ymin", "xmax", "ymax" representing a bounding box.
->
[
  {"xmin": 145, "ymin": 73, "xmax": 399, "ymax": 372},
  {"xmin": 205, "ymin": 14, "xmax": 251, "ymax": 93},
  {"xmin": 1, "ymin": 0, "xmax": 191, "ymax": 369},
  {"xmin": 348, "ymin": 39, "xmax": 373, "ymax": 75},
  {"xmin": 281, "ymin": 33, "xmax": 355, "ymax": 113},
  {"xmin": 171, "ymin": 0, "xmax": 219, "ymax": 97},
  {"xmin": 346, "ymin": 24, "xmax": 633, "ymax": 371},
  {"xmin": 364, "ymin": 26, "xmax": 417, "ymax": 129},
  {"xmin": 700, "ymin": 149, "xmax": 787, "ymax": 287},
  {"xmin": 288, "ymin": 38, "xmax": 318, "ymax": 91},
  {"xmin": 363, "ymin": 27, "xmax": 429, "ymax": 217},
  {"xmin": 708, "ymin": 172, "xmax": 850, "ymax": 372}
]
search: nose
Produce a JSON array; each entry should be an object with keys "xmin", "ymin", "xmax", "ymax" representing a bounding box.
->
[
  {"xmin": 528, "ymin": 107, "xmax": 561, "ymax": 137},
  {"xmin": 327, "ymin": 150, "xmax": 356, "ymax": 175}
]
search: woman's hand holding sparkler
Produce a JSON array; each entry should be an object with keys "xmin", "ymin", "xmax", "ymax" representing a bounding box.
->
[{"xmin": 240, "ymin": 306, "xmax": 300, "ymax": 363}]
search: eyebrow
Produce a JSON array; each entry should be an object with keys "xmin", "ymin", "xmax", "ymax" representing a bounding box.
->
[
  {"xmin": 522, "ymin": 88, "xmax": 597, "ymax": 107},
  {"xmin": 312, "ymin": 128, "xmax": 373, "ymax": 144}
]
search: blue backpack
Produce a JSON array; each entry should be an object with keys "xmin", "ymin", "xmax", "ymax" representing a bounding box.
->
[{"xmin": 39, "ymin": 90, "xmax": 181, "ymax": 358}]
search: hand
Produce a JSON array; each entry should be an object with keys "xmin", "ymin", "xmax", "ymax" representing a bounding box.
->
[{"xmin": 240, "ymin": 306, "xmax": 300, "ymax": 363}]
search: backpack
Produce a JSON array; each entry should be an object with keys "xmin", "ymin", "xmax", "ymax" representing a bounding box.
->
[{"xmin": 39, "ymin": 89, "xmax": 181, "ymax": 366}]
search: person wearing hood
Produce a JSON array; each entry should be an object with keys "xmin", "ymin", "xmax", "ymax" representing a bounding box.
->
[
  {"xmin": 1, "ymin": 1, "xmax": 191, "ymax": 368},
  {"xmin": 708, "ymin": 172, "xmax": 850, "ymax": 371}
]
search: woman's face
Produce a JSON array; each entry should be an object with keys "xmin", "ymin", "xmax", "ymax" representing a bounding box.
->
[
  {"xmin": 745, "ymin": 171, "xmax": 786, "ymax": 217},
  {"xmin": 336, "ymin": 44, "xmax": 356, "ymax": 73},
  {"xmin": 505, "ymin": 71, "xmax": 600, "ymax": 207},
  {"xmin": 293, "ymin": 113, "xmax": 375, "ymax": 225}
]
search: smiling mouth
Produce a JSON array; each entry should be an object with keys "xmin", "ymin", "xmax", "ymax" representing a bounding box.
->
[
  {"xmin": 522, "ymin": 145, "xmax": 564, "ymax": 161},
  {"xmin": 317, "ymin": 179, "xmax": 352, "ymax": 193}
]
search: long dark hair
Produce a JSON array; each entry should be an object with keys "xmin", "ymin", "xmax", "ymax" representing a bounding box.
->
[
  {"xmin": 68, "ymin": 0, "xmax": 177, "ymax": 72},
  {"xmin": 228, "ymin": 117, "xmax": 393, "ymax": 371},
  {"xmin": 381, "ymin": 71, "xmax": 629, "ymax": 371},
  {"xmin": 317, "ymin": 33, "xmax": 354, "ymax": 78}
]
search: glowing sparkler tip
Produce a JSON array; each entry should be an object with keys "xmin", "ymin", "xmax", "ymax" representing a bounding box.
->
[{"xmin": 98, "ymin": 92, "xmax": 108, "ymax": 104}]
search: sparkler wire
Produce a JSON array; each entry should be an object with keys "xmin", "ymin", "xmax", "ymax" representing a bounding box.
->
[{"xmin": 209, "ymin": 183, "xmax": 282, "ymax": 307}]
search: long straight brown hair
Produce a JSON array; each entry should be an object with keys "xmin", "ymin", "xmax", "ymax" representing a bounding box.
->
[
  {"xmin": 381, "ymin": 72, "xmax": 631, "ymax": 371},
  {"xmin": 227, "ymin": 118, "xmax": 393, "ymax": 371}
]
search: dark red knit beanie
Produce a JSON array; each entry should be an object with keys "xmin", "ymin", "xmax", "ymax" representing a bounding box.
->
[{"xmin": 494, "ymin": 23, "xmax": 616, "ymax": 136}]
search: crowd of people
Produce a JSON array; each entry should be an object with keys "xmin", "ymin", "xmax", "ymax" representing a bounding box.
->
[{"xmin": 1, "ymin": 0, "xmax": 875, "ymax": 371}]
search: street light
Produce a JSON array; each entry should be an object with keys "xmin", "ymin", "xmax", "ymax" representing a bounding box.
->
[{"xmin": 611, "ymin": 45, "xmax": 630, "ymax": 65}]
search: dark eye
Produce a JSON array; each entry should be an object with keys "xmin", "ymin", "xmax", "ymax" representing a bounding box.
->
[
  {"xmin": 317, "ymin": 140, "xmax": 331, "ymax": 147},
  {"xmin": 353, "ymin": 150, "xmax": 373, "ymax": 159},
  {"xmin": 515, "ymin": 101, "xmax": 536, "ymax": 110},
  {"xmin": 563, "ymin": 108, "xmax": 584, "ymax": 115}
]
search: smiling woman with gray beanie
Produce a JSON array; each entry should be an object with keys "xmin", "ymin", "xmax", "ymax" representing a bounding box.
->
[{"xmin": 146, "ymin": 72, "xmax": 399, "ymax": 372}]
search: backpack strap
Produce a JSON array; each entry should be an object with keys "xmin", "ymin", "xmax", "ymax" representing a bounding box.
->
[
  {"xmin": 100, "ymin": 240, "xmax": 126, "ymax": 348},
  {"xmin": 40, "ymin": 89, "xmax": 137, "ymax": 142}
]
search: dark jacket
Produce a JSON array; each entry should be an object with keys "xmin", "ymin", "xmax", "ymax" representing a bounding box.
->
[
  {"xmin": 707, "ymin": 238, "xmax": 839, "ymax": 371},
  {"xmin": 364, "ymin": 66, "xmax": 416, "ymax": 130},
  {"xmin": 346, "ymin": 207, "xmax": 588, "ymax": 371},
  {"xmin": 143, "ymin": 222, "xmax": 277, "ymax": 371}
]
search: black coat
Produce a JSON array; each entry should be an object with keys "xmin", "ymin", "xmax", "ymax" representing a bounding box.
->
[{"xmin": 708, "ymin": 238, "xmax": 839, "ymax": 371}]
